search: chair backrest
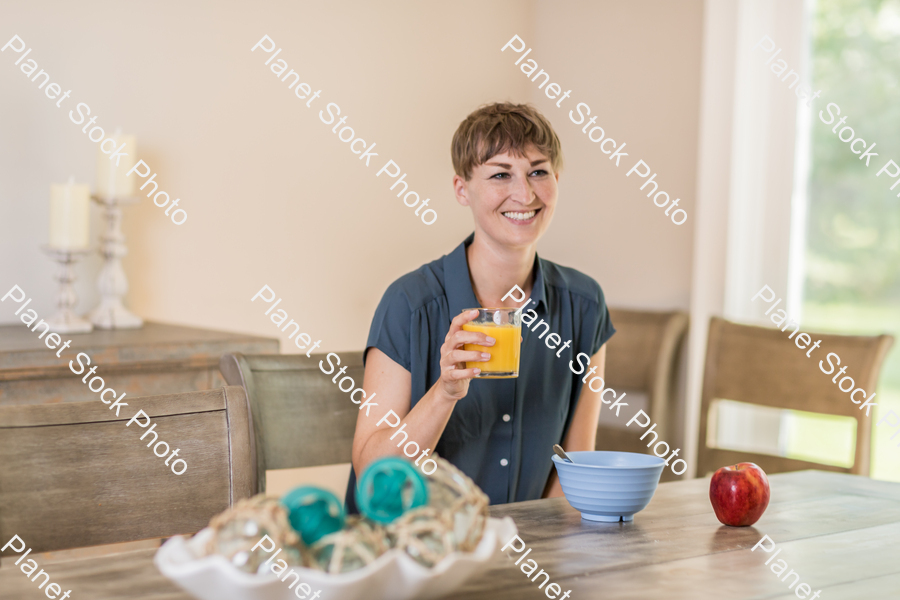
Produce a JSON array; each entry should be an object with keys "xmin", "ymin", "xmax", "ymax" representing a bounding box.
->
[
  {"xmin": 697, "ymin": 316, "xmax": 894, "ymax": 477},
  {"xmin": 219, "ymin": 352, "xmax": 362, "ymax": 494},
  {"xmin": 597, "ymin": 309, "xmax": 689, "ymax": 457},
  {"xmin": 0, "ymin": 386, "xmax": 254, "ymax": 555}
]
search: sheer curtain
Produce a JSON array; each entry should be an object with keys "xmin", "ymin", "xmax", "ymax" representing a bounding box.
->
[{"xmin": 686, "ymin": 0, "xmax": 810, "ymax": 475}]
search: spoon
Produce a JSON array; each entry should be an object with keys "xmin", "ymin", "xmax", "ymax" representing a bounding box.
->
[{"xmin": 553, "ymin": 444, "xmax": 573, "ymax": 463}]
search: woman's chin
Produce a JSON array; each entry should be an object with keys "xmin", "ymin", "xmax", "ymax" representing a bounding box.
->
[{"xmin": 495, "ymin": 226, "xmax": 543, "ymax": 249}]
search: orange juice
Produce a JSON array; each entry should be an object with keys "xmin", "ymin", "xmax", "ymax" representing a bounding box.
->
[{"xmin": 462, "ymin": 322, "xmax": 522, "ymax": 378}]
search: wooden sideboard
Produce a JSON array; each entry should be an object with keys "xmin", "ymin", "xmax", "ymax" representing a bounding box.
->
[{"xmin": 0, "ymin": 321, "xmax": 279, "ymax": 406}]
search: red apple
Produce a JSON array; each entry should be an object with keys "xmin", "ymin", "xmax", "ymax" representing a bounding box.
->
[{"xmin": 709, "ymin": 462, "xmax": 770, "ymax": 526}]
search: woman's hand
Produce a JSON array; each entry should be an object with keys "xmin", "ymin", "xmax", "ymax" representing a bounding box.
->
[{"xmin": 435, "ymin": 309, "xmax": 495, "ymax": 402}]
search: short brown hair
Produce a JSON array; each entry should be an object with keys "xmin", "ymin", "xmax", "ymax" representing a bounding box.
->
[{"xmin": 451, "ymin": 102, "xmax": 563, "ymax": 180}]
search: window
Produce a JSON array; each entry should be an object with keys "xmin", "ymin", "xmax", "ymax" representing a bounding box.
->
[{"xmin": 800, "ymin": 0, "xmax": 900, "ymax": 481}]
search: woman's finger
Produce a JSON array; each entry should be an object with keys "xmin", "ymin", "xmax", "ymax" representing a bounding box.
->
[
  {"xmin": 446, "ymin": 309, "xmax": 480, "ymax": 337},
  {"xmin": 438, "ymin": 348, "xmax": 488, "ymax": 368},
  {"xmin": 449, "ymin": 330, "xmax": 496, "ymax": 347},
  {"xmin": 444, "ymin": 349, "xmax": 490, "ymax": 365},
  {"xmin": 443, "ymin": 366, "xmax": 481, "ymax": 380}
]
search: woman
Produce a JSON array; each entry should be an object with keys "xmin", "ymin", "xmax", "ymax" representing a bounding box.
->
[{"xmin": 347, "ymin": 102, "xmax": 615, "ymax": 509}]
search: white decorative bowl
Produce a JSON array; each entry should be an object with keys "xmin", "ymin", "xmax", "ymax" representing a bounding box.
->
[{"xmin": 154, "ymin": 517, "xmax": 517, "ymax": 600}]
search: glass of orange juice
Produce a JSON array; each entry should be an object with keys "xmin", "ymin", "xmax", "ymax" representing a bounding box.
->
[{"xmin": 461, "ymin": 308, "xmax": 522, "ymax": 378}]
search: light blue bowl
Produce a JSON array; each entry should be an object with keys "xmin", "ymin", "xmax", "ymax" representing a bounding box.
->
[{"xmin": 552, "ymin": 451, "xmax": 665, "ymax": 522}]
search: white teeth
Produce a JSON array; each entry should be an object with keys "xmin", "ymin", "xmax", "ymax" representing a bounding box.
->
[{"xmin": 503, "ymin": 210, "xmax": 536, "ymax": 221}]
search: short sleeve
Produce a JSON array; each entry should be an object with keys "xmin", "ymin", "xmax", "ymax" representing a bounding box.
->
[
  {"xmin": 365, "ymin": 279, "xmax": 414, "ymax": 371},
  {"xmin": 590, "ymin": 285, "xmax": 616, "ymax": 356}
]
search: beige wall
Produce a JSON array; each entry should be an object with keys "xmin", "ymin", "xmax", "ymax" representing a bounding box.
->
[
  {"xmin": 0, "ymin": 0, "xmax": 702, "ymax": 354},
  {"xmin": 531, "ymin": 1, "xmax": 703, "ymax": 310}
]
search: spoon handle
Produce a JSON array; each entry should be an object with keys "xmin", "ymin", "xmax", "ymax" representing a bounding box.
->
[{"xmin": 553, "ymin": 444, "xmax": 573, "ymax": 463}]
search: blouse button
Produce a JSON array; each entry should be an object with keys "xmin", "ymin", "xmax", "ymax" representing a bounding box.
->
[
  {"xmin": 500, "ymin": 458, "xmax": 509, "ymax": 467},
  {"xmin": 502, "ymin": 414, "xmax": 511, "ymax": 422}
]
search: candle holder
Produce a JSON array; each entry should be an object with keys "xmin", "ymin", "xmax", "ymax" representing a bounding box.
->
[
  {"xmin": 42, "ymin": 245, "xmax": 93, "ymax": 334},
  {"xmin": 89, "ymin": 194, "xmax": 143, "ymax": 329}
]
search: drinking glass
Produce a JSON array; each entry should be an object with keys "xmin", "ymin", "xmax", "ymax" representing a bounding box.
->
[{"xmin": 461, "ymin": 308, "xmax": 522, "ymax": 378}]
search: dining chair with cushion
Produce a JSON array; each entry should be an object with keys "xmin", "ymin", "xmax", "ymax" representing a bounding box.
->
[
  {"xmin": 697, "ymin": 316, "xmax": 894, "ymax": 477},
  {"xmin": 219, "ymin": 352, "xmax": 362, "ymax": 494},
  {"xmin": 596, "ymin": 309, "xmax": 689, "ymax": 478},
  {"xmin": 0, "ymin": 386, "xmax": 254, "ymax": 555}
]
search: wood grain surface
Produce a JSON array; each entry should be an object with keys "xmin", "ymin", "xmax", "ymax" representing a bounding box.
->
[
  {"xmin": 0, "ymin": 321, "xmax": 279, "ymax": 369},
  {"xmin": 1, "ymin": 471, "xmax": 897, "ymax": 599},
  {"xmin": 698, "ymin": 317, "xmax": 894, "ymax": 477},
  {"xmin": 220, "ymin": 352, "xmax": 364, "ymax": 493},
  {"xmin": 598, "ymin": 309, "xmax": 689, "ymax": 483},
  {"xmin": 0, "ymin": 321, "xmax": 279, "ymax": 406},
  {"xmin": 0, "ymin": 387, "xmax": 254, "ymax": 556}
]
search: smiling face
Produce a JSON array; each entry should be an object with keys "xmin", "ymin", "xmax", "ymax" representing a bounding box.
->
[{"xmin": 453, "ymin": 144, "xmax": 559, "ymax": 251}]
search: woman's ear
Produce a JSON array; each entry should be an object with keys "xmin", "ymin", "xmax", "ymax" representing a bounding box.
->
[{"xmin": 453, "ymin": 174, "xmax": 471, "ymax": 207}]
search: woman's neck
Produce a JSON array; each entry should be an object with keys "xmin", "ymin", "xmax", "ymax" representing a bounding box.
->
[{"xmin": 466, "ymin": 232, "xmax": 537, "ymax": 308}]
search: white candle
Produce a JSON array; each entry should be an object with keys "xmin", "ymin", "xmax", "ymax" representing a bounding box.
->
[
  {"xmin": 49, "ymin": 179, "xmax": 91, "ymax": 250},
  {"xmin": 96, "ymin": 132, "xmax": 136, "ymax": 199}
]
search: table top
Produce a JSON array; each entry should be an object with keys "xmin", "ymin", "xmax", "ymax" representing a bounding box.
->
[
  {"xmin": 0, "ymin": 321, "xmax": 278, "ymax": 370},
  {"xmin": 2, "ymin": 470, "xmax": 898, "ymax": 600}
]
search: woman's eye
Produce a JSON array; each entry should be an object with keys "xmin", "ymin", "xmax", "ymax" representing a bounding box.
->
[
  {"xmin": 530, "ymin": 169, "xmax": 548, "ymax": 177},
  {"xmin": 490, "ymin": 172, "xmax": 510, "ymax": 179}
]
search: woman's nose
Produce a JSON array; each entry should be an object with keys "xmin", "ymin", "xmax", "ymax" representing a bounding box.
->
[{"xmin": 511, "ymin": 175, "xmax": 535, "ymax": 204}]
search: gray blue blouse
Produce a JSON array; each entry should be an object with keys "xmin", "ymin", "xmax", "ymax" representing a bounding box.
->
[{"xmin": 345, "ymin": 233, "xmax": 614, "ymax": 510}]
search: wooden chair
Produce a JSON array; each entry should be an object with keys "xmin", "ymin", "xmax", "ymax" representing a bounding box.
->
[
  {"xmin": 697, "ymin": 316, "xmax": 894, "ymax": 476},
  {"xmin": 596, "ymin": 309, "xmax": 689, "ymax": 470},
  {"xmin": 0, "ymin": 386, "xmax": 254, "ymax": 555},
  {"xmin": 219, "ymin": 353, "xmax": 362, "ymax": 494}
]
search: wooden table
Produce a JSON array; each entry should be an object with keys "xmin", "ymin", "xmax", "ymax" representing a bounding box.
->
[
  {"xmin": 0, "ymin": 321, "xmax": 278, "ymax": 406},
  {"xmin": 2, "ymin": 471, "xmax": 898, "ymax": 599}
]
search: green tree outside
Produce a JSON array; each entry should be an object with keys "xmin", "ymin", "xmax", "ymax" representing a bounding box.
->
[{"xmin": 794, "ymin": 0, "xmax": 900, "ymax": 481}]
